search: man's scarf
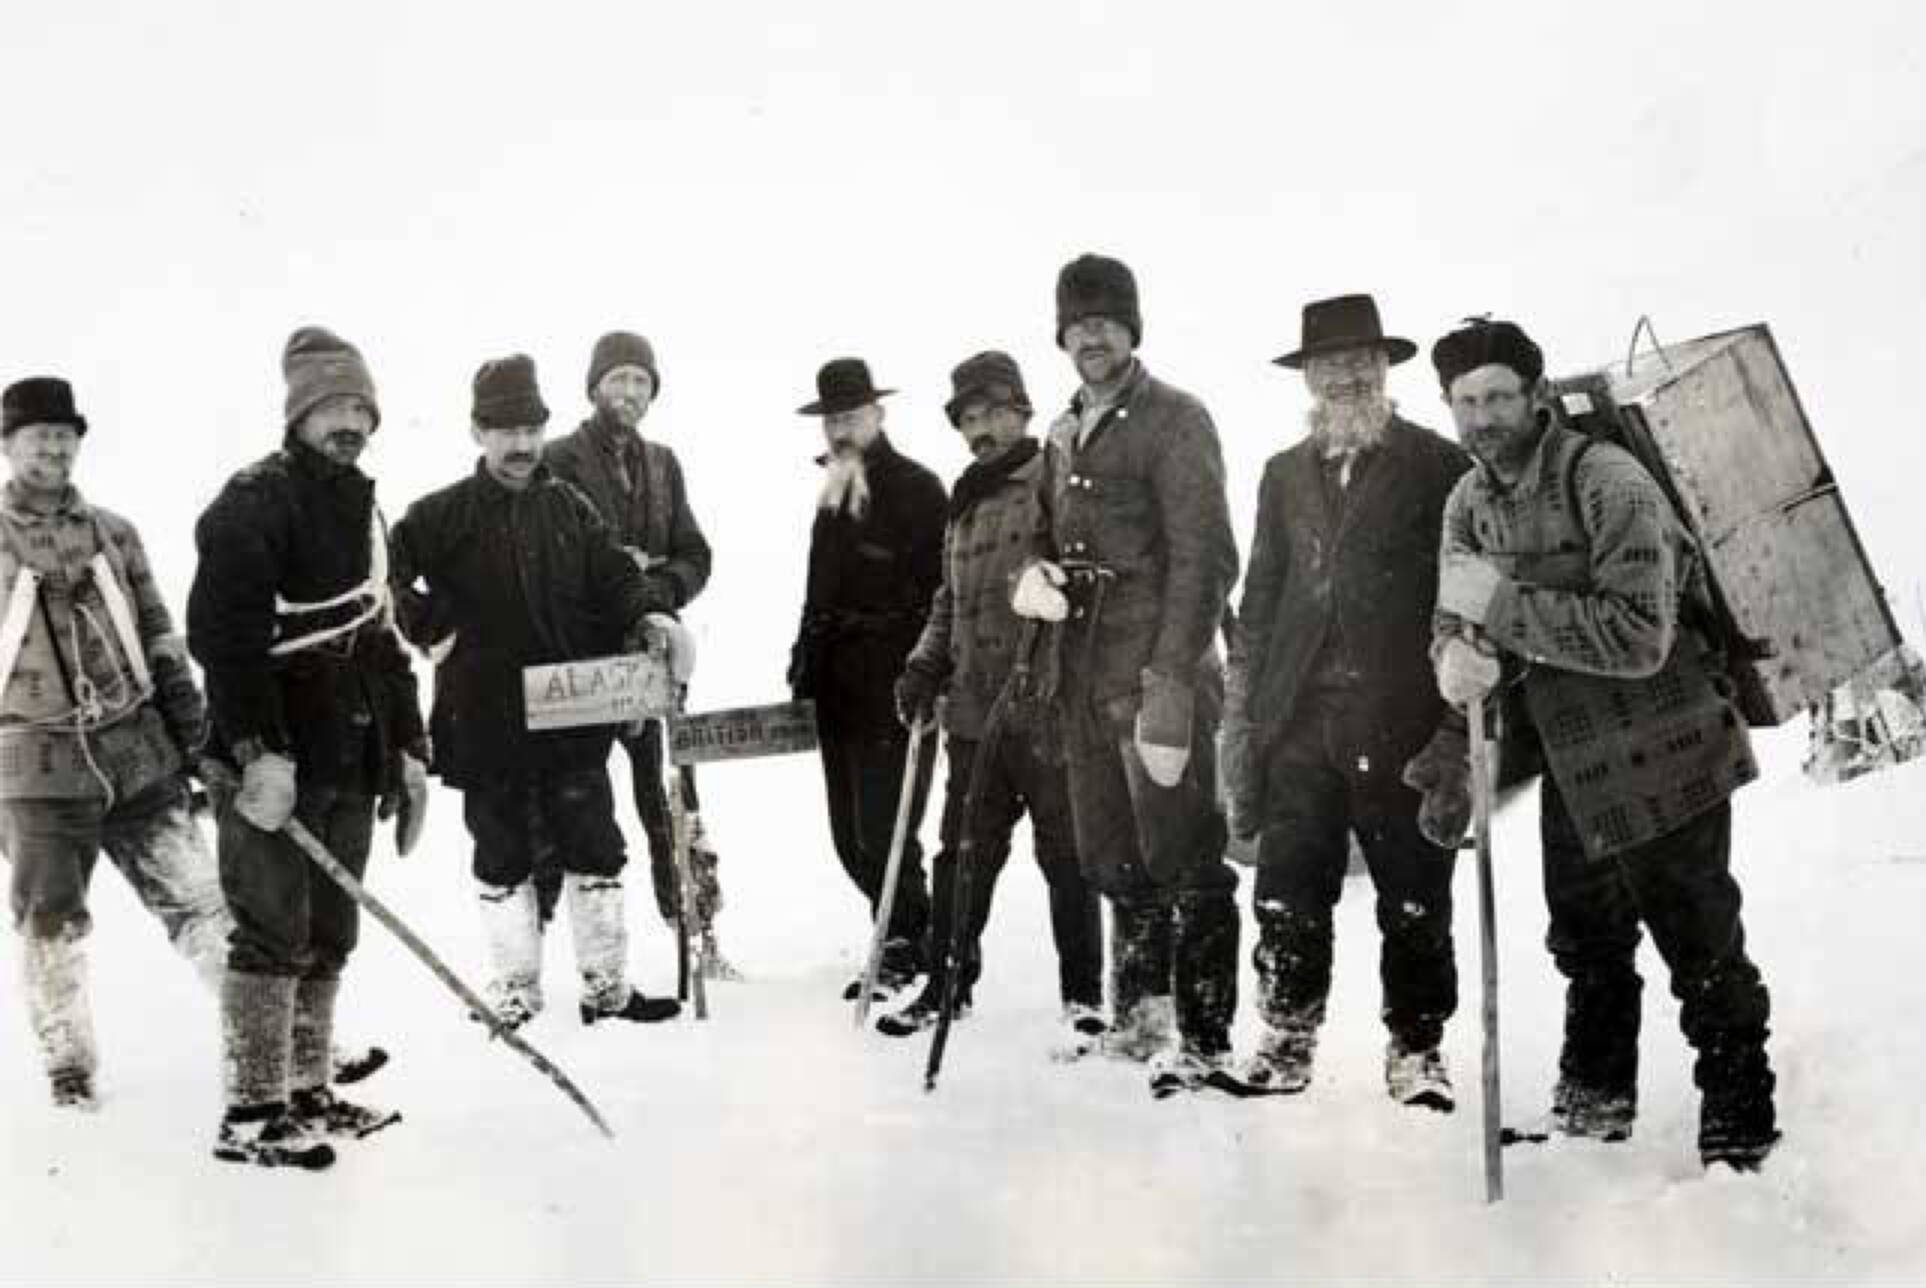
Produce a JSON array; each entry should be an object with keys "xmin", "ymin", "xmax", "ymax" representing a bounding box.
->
[{"xmin": 948, "ymin": 437, "xmax": 1039, "ymax": 522}]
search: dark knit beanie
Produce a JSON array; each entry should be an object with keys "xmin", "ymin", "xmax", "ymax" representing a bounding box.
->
[
  {"xmin": 2, "ymin": 377, "xmax": 88, "ymax": 437},
  {"xmin": 1430, "ymin": 318, "xmax": 1545, "ymax": 392},
  {"xmin": 472, "ymin": 354, "xmax": 551, "ymax": 429},
  {"xmin": 1055, "ymin": 253, "xmax": 1143, "ymax": 349},
  {"xmin": 586, "ymin": 331, "xmax": 661, "ymax": 400},
  {"xmin": 944, "ymin": 350, "xmax": 1033, "ymax": 426},
  {"xmin": 283, "ymin": 326, "xmax": 380, "ymax": 430}
]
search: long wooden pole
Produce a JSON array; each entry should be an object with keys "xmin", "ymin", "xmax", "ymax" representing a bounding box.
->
[{"xmin": 1466, "ymin": 695, "xmax": 1503, "ymax": 1202}]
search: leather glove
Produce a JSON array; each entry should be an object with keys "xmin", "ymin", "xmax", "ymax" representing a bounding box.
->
[
  {"xmin": 378, "ymin": 752, "xmax": 431, "ymax": 857},
  {"xmin": 1437, "ymin": 554, "xmax": 1504, "ymax": 626},
  {"xmin": 894, "ymin": 665, "xmax": 941, "ymax": 731},
  {"xmin": 1401, "ymin": 725, "xmax": 1472, "ymax": 849},
  {"xmin": 1435, "ymin": 634, "xmax": 1501, "ymax": 707},
  {"xmin": 1012, "ymin": 560, "xmax": 1070, "ymax": 622},
  {"xmin": 1135, "ymin": 668, "xmax": 1193, "ymax": 788},
  {"xmin": 236, "ymin": 752, "xmax": 298, "ymax": 832}
]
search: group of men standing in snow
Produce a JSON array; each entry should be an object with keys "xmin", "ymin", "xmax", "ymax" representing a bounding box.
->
[{"xmin": 0, "ymin": 249, "xmax": 1779, "ymax": 1176}]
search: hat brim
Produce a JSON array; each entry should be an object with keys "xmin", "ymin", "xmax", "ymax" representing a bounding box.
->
[
  {"xmin": 796, "ymin": 388, "xmax": 895, "ymax": 416},
  {"xmin": 1272, "ymin": 336, "xmax": 1417, "ymax": 369}
]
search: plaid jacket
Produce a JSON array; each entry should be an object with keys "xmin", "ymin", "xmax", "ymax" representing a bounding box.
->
[{"xmin": 1438, "ymin": 423, "xmax": 1755, "ymax": 859}]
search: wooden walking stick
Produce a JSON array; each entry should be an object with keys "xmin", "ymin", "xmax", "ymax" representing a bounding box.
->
[
  {"xmin": 853, "ymin": 714, "xmax": 931, "ymax": 1028},
  {"xmin": 1466, "ymin": 692, "xmax": 1503, "ymax": 1202}
]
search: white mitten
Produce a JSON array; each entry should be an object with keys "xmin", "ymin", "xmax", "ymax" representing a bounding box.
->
[{"xmin": 1012, "ymin": 560, "xmax": 1070, "ymax": 622}]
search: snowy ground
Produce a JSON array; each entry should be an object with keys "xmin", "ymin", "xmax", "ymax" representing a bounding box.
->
[{"xmin": 4, "ymin": 725, "xmax": 1925, "ymax": 1285}]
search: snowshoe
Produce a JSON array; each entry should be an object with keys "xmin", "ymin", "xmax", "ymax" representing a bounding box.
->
[
  {"xmin": 877, "ymin": 983, "xmax": 969, "ymax": 1038},
  {"xmin": 213, "ymin": 1105, "xmax": 336, "ymax": 1171},
  {"xmin": 49, "ymin": 1068, "xmax": 98, "ymax": 1112},
  {"xmin": 1386, "ymin": 1041, "xmax": 1454, "ymax": 1113},
  {"xmin": 1048, "ymin": 1003, "xmax": 1108, "ymax": 1063},
  {"xmin": 332, "ymin": 1045, "xmax": 389, "ymax": 1086},
  {"xmin": 289, "ymin": 1086, "xmax": 401, "ymax": 1141},
  {"xmin": 580, "ymin": 989, "xmax": 681, "ymax": 1026}
]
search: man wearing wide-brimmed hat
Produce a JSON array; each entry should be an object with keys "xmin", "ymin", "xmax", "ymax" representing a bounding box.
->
[
  {"xmin": 1010, "ymin": 253, "xmax": 1243, "ymax": 1098},
  {"xmin": 878, "ymin": 351, "xmax": 1104, "ymax": 1051},
  {"xmin": 0, "ymin": 376, "xmax": 224, "ymax": 1114},
  {"xmin": 1225, "ymin": 293, "xmax": 1471, "ymax": 1109},
  {"xmin": 190, "ymin": 327, "xmax": 430, "ymax": 1168},
  {"xmin": 787, "ymin": 357, "xmax": 947, "ymax": 1002},
  {"xmin": 389, "ymin": 354, "xmax": 683, "ymax": 1039},
  {"xmin": 544, "ymin": 331, "xmax": 737, "ymax": 982}
]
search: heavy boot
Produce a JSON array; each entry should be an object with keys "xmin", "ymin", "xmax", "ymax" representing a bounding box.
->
[
  {"xmin": 1245, "ymin": 897, "xmax": 1326, "ymax": 1093},
  {"xmin": 877, "ymin": 943, "xmax": 975, "ymax": 1038},
  {"xmin": 23, "ymin": 931, "xmax": 98, "ymax": 1111},
  {"xmin": 1696, "ymin": 1035, "xmax": 1779, "ymax": 1171},
  {"xmin": 215, "ymin": 970, "xmax": 333, "ymax": 1170},
  {"xmin": 1385, "ymin": 1038, "xmax": 1454, "ymax": 1113},
  {"xmin": 289, "ymin": 976, "xmax": 398, "ymax": 1140},
  {"xmin": 567, "ymin": 873, "xmax": 680, "ymax": 1025},
  {"xmin": 843, "ymin": 936, "xmax": 925, "ymax": 1002},
  {"xmin": 1172, "ymin": 887, "xmax": 1239, "ymax": 1065},
  {"xmin": 1102, "ymin": 896, "xmax": 1174, "ymax": 1061},
  {"xmin": 1550, "ymin": 1077, "xmax": 1636, "ymax": 1142},
  {"xmin": 477, "ymin": 880, "xmax": 546, "ymax": 1031},
  {"xmin": 1049, "ymin": 1003, "xmax": 1110, "ymax": 1063}
]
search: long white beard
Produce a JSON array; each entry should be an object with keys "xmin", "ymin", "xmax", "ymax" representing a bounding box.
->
[
  {"xmin": 1307, "ymin": 395, "xmax": 1394, "ymax": 456},
  {"xmin": 817, "ymin": 454, "xmax": 871, "ymax": 519}
]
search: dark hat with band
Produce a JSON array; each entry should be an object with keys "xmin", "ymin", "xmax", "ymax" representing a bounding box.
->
[
  {"xmin": 1272, "ymin": 294, "xmax": 1415, "ymax": 369},
  {"xmin": 797, "ymin": 357, "xmax": 895, "ymax": 416}
]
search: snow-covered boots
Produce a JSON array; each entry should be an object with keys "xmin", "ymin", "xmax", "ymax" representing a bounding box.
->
[
  {"xmin": 1385, "ymin": 1038, "xmax": 1454, "ymax": 1112},
  {"xmin": 567, "ymin": 873, "xmax": 680, "ymax": 1025},
  {"xmin": 1242, "ymin": 1013, "xmax": 1318, "ymax": 1094},
  {"xmin": 288, "ymin": 977, "xmax": 398, "ymax": 1140},
  {"xmin": 1172, "ymin": 887, "xmax": 1238, "ymax": 1064},
  {"xmin": 478, "ymin": 880, "xmax": 545, "ymax": 1030},
  {"xmin": 215, "ymin": 970, "xmax": 334, "ymax": 1169},
  {"xmin": 1102, "ymin": 896, "xmax": 1173, "ymax": 1061},
  {"xmin": 23, "ymin": 931, "xmax": 97, "ymax": 1109},
  {"xmin": 842, "ymin": 936, "xmax": 924, "ymax": 1003},
  {"xmin": 1696, "ymin": 1037, "xmax": 1779, "ymax": 1171},
  {"xmin": 1550, "ymin": 1076, "xmax": 1636, "ymax": 1142}
]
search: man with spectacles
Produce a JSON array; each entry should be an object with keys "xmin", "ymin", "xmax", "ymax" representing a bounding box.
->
[{"xmin": 1429, "ymin": 316, "xmax": 1777, "ymax": 1172}]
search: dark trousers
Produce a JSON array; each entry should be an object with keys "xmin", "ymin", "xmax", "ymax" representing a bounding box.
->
[
  {"xmin": 219, "ymin": 785, "xmax": 374, "ymax": 980},
  {"xmin": 1252, "ymin": 694, "xmax": 1458, "ymax": 1050},
  {"xmin": 930, "ymin": 731, "xmax": 1101, "ymax": 1008},
  {"xmin": 1062, "ymin": 682, "xmax": 1238, "ymax": 1055},
  {"xmin": 817, "ymin": 725, "xmax": 934, "ymax": 949},
  {"xmin": 464, "ymin": 763, "xmax": 627, "ymax": 887},
  {"xmin": 617, "ymin": 720, "xmax": 716, "ymax": 922},
  {"xmin": 1541, "ymin": 775, "xmax": 1773, "ymax": 1108}
]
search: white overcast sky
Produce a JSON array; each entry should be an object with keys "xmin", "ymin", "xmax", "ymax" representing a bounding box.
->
[{"xmin": 2, "ymin": 0, "xmax": 1920, "ymax": 698}]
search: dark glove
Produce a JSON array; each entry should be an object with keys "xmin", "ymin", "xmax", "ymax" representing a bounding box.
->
[
  {"xmin": 894, "ymin": 664, "xmax": 941, "ymax": 731},
  {"xmin": 1401, "ymin": 725, "xmax": 1472, "ymax": 850}
]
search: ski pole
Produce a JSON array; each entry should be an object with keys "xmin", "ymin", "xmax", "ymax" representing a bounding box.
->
[
  {"xmin": 1466, "ymin": 692, "xmax": 1503, "ymax": 1202},
  {"xmin": 925, "ymin": 619, "xmax": 1040, "ymax": 1091},
  {"xmin": 854, "ymin": 714, "xmax": 931, "ymax": 1028},
  {"xmin": 282, "ymin": 819, "xmax": 615, "ymax": 1140},
  {"xmin": 666, "ymin": 700, "xmax": 709, "ymax": 1021}
]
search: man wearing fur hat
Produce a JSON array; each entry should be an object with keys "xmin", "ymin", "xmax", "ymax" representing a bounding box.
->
[
  {"xmin": 389, "ymin": 354, "xmax": 683, "ymax": 1037},
  {"xmin": 787, "ymin": 358, "xmax": 946, "ymax": 1002},
  {"xmin": 1428, "ymin": 316, "xmax": 1777, "ymax": 1171},
  {"xmin": 544, "ymin": 331, "xmax": 736, "ymax": 980},
  {"xmin": 0, "ymin": 377, "xmax": 223, "ymax": 1112},
  {"xmin": 1224, "ymin": 294, "xmax": 1471, "ymax": 1108},
  {"xmin": 190, "ymin": 327, "xmax": 431, "ymax": 1168},
  {"xmin": 881, "ymin": 351, "xmax": 1104, "ymax": 1048},
  {"xmin": 1011, "ymin": 254, "xmax": 1243, "ymax": 1098}
]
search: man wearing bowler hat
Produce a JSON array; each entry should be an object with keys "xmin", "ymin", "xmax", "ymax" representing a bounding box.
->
[
  {"xmin": 1223, "ymin": 294, "xmax": 1471, "ymax": 1107},
  {"xmin": 545, "ymin": 331, "xmax": 737, "ymax": 981},
  {"xmin": 787, "ymin": 358, "xmax": 946, "ymax": 1001},
  {"xmin": 0, "ymin": 377, "xmax": 224, "ymax": 1112},
  {"xmin": 1010, "ymin": 254, "xmax": 1244, "ymax": 1098}
]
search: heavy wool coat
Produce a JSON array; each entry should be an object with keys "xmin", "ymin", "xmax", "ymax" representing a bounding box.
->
[
  {"xmin": 905, "ymin": 440, "xmax": 1048, "ymax": 743},
  {"xmin": 1038, "ymin": 364, "xmax": 1238, "ymax": 712},
  {"xmin": 543, "ymin": 416, "xmax": 712, "ymax": 611},
  {"xmin": 1439, "ymin": 422, "xmax": 1757, "ymax": 860},
  {"xmin": 789, "ymin": 434, "xmax": 947, "ymax": 739},
  {"xmin": 0, "ymin": 483, "xmax": 204, "ymax": 799},
  {"xmin": 388, "ymin": 461, "xmax": 670, "ymax": 788},
  {"xmin": 189, "ymin": 442, "xmax": 425, "ymax": 792},
  {"xmin": 1235, "ymin": 418, "xmax": 1470, "ymax": 808}
]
